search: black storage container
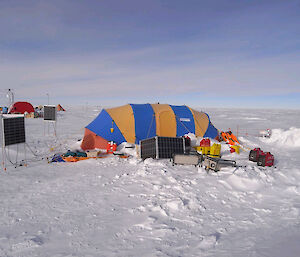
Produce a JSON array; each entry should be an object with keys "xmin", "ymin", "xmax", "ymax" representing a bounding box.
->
[{"xmin": 140, "ymin": 136, "xmax": 190, "ymax": 160}]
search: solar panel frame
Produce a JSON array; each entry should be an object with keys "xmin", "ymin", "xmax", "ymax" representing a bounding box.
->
[
  {"xmin": 157, "ymin": 137, "xmax": 185, "ymax": 158},
  {"xmin": 44, "ymin": 105, "xmax": 56, "ymax": 121},
  {"xmin": 140, "ymin": 137, "xmax": 157, "ymax": 159},
  {"xmin": 1, "ymin": 115, "xmax": 26, "ymax": 146},
  {"xmin": 140, "ymin": 136, "xmax": 187, "ymax": 160}
]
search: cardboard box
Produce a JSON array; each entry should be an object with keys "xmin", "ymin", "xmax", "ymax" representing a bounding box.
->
[{"xmin": 86, "ymin": 150, "xmax": 100, "ymax": 158}]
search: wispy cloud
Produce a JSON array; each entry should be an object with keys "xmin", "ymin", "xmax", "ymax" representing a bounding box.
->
[{"xmin": 2, "ymin": 47, "xmax": 299, "ymax": 99}]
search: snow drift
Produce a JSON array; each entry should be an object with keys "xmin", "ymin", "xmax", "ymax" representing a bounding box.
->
[
  {"xmin": 262, "ymin": 127, "xmax": 300, "ymax": 148},
  {"xmin": 1, "ymin": 106, "xmax": 300, "ymax": 257}
]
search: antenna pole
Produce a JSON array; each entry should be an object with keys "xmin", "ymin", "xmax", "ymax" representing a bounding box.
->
[
  {"xmin": 23, "ymin": 142, "xmax": 27, "ymax": 167},
  {"xmin": 1, "ymin": 114, "xmax": 6, "ymax": 171}
]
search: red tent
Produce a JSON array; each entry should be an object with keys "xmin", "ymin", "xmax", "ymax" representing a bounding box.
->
[
  {"xmin": 8, "ymin": 102, "xmax": 34, "ymax": 114},
  {"xmin": 57, "ymin": 104, "xmax": 65, "ymax": 111}
]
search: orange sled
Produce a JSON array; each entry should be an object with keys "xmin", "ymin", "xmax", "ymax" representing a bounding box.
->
[
  {"xmin": 62, "ymin": 156, "xmax": 98, "ymax": 162},
  {"xmin": 62, "ymin": 154, "xmax": 129, "ymax": 162},
  {"xmin": 220, "ymin": 131, "xmax": 240, "ymax": 145}
]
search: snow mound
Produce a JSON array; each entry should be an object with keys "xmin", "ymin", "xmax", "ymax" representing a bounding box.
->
[
  {"xmin": 261, "ymin": 127, "xmax": 300, "ymax": 148},
  {"xmin": 225, "ymin": 174, "xmax": 263, "ymax": 192},
  {"xmin": 117, "ymin": 142, "xmax": 138, "ymax": 157}
]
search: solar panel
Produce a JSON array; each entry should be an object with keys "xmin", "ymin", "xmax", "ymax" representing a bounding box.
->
[
  {"xmin": 44, "ymin": 105, "xmax": 56, "ymax": 121},
  {"xmin": 140, "ymin": 137, "xmax": 157, "ymax": 159},
  {"xmin": 2, "ymin": 115, "xmax": 26, "ymax": 146},
  {"xmin": 140, "ymin": 136, "xmax": 190, "ymax": 159}
]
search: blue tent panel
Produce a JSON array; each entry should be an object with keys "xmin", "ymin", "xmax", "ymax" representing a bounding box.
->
[
  {"xmin": 203, "ymin": 113, "xmax": 218, "ymax": 138},
  {"xmin": 204, "ymin": 122, "xmax": 218, "ymax": 138},
  {"xmin": 170, "ymin": 105, "xmax": 195, "ymax": 137},
  {"xmin": 130, "ymin": 104, "xmax": 156, "ymax": 144},
  {"xmin": 86, "ymin": 109, "xmax": 126, "ymax": 145}
]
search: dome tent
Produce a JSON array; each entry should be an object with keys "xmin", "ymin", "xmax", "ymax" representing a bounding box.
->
[
  {"xmin": 81, "ymin": 104, "xmax": 219, "ymax": 150},
  {"xmin": 57, "ymin": 104, "xmax": 65, "ymax": 111},
  {"xmin": 8, "ymin": 101, "xmax": 34, "ymax": 114}
]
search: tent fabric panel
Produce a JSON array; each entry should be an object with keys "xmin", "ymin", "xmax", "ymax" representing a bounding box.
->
[
  {"xmin": 130, "ymin": 104, "xmax": 156, "ymax": 144},
  {"xmin": 188, "ymin": 108, "xmax": 209, "ymax": 137},
  {"xmin": 204, "ymin": 121, "xmax": 219, "ymax": 139},
  {"xmin": 170, "ymin": 105, "xmax": 195, "ymax": 136},
  {"xmin": 151, "ymin": 104, "xmax": 176, "ymax": 137},
  {"xmin": 86, "ymin": 109, "xmax": 126, "ymax": 145},
  {"xmin": 81, "ymin": 128, "xmax": 108, "ymax": 150},
  {"xmin": 106, "ymin": 104, "xmax": 136, "ymax": 144}
]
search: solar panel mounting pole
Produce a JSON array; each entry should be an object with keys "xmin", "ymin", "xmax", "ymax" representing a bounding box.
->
[
  {"xmin": 24, "ymin": 142, "xmax": 27, "ymax": 166},
  {"xmin": 46, "ymin": 94, "xmax": 50, "ymax": 135},
  {"xmin": 23, "ymin": 123, "xmax": 27, "ymax": 167},
  {"xmin": 53, "ymin": 121, "xmax": 57, "ymax": 137},
  {"xmin": 0, "ymin": 114, "xmax": 6, "ymax": 171}
]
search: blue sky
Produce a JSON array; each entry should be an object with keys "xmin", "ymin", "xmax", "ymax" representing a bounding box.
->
[{"xmin": 0, "ymin": 0, "xmax": 300, "ymax": 108}]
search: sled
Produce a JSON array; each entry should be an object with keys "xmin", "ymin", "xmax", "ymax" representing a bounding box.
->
[
  {"xmin": 61, "ymin": 153, "xmax": 129, "ymax": 162},
  {"xmin": 220, "ymin": 131, "xmax": 240, "ymax": 145}
]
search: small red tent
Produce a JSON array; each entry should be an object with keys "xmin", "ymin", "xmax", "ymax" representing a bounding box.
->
[
  {"xmin": 57, "ymin": 104, "xmax": 65, "ymax": 111},
  {"xmin": 8, "ymin": 102, "xmax": 34, "ymax": 114}
]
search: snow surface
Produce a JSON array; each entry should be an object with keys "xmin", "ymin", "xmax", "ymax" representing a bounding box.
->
[{"xmin": 1, "ymin": 106, "xmax": 300, "ymax": 257}]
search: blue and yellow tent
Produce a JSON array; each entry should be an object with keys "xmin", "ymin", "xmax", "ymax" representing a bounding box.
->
[{"xmin": 81, "ymin": 104, "xmax": 219, "ymax": 150}]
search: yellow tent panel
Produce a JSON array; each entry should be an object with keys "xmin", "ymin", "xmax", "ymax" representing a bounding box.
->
[
  {"xmin": 106, "ymin": 104, "xmax": 136, "ymax": 143},
  {"xmin": 151, "ymin": 104, "xmax": 176, "ymax": 137}
]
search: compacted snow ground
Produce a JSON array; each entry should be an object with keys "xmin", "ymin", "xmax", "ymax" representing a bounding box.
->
[{"xmin": 0, "ymin": 106, "xmax": 300, "ymax": 257}]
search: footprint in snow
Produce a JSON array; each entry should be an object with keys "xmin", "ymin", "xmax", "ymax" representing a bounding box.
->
[{"xmin": 197, "ymin": 233, "xmax": 220, "ymax": 250}]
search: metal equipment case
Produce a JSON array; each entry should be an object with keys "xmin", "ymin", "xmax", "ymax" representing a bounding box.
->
[
  {"xmin": 203, "ymin": 156, "xmax": 236, "ymax": 172},
  {"xmin": 172, "ymin": 153, "xmax": 202, "ymax": 166}
]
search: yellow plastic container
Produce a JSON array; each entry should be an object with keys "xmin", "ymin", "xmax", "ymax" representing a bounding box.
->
[
  {"xmin": 230, "ymin": 145, "xmax": 240, "ymax": 154},
  {"xmin": 209, "ymin": 143, "xmax": 221, "ymax": 157},
  {"xmin": 194, "ymin": 146, "xmax": 202, "ymax": 152},
  {"xmin": 194, "ymin": 146, "xmax": 210, "ymax": 155},
  {"xmin": 202, "ymin": 146, "xmax": 210, "ymax": 155}
]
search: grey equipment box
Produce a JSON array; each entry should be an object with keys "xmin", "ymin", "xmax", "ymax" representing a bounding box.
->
[
  {"xmin": 173, "ymin": 153, "xmax": 202, "ymax": 167},
  {"xmin": 203, "ymin": 156, "xmax": 236, "ymax": 172}
]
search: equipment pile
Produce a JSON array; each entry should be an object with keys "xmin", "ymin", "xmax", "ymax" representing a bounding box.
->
[{"xmin": 249, "ymin": 148, "xmax": 274, "ymax": 167}]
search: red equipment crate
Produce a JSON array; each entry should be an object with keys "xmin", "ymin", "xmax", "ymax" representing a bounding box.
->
[{"xmin": 106, "ymin": 141, "xmax": 117, "ymax": 154}]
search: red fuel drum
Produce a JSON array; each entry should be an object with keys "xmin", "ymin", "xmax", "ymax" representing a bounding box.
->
[
  {"xmin": 249, "ymin": 148, "xmax": 264, "ymax": 162},
  {"xmin": 257, "ymin": 152, "xmax": 274, "ymax": 167}
]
